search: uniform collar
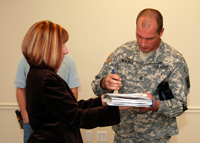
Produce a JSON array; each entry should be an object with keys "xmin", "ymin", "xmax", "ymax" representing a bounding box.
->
[{"xmin": 128, "ymin": 40, "xmax": 165, "ymax": 64}]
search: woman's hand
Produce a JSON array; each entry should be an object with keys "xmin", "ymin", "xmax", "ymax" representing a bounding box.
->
[
  {"xmin": 118, "ymin": 106, "xmax": 134, "ymax": 111},
  {"xmin": 101, "ymin": 94, "xmax": 107, "ymax": 106}
]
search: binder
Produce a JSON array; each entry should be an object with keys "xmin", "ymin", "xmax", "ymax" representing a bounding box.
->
[{"xmin": 104, "ymin": 93, "xmax": 153, "ymax": 107}]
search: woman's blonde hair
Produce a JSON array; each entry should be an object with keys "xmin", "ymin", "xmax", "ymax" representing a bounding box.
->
[{"xmin": 22, "ymin": 20, "xmax": 69, "ymax": 72}]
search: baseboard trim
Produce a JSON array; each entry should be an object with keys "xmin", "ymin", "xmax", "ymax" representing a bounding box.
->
[
  {"xmin": 0, "ymin": 103, "xmax": 19, "ymax": 110},
  {"xmin": 187, "ymin": 106, "xmax": 200, "ymax": 113},
  {"xmin": 0, "ymin": 103, "xmax": 200, "ymax": 113}
]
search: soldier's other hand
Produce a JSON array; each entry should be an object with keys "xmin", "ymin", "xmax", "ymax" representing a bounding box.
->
[
  {"xmin": 101, "ymin": 73, "xmax": 122, "ymax": 90},
  {"xmin": 138, "ymin": 93, "xmax": 160, "ymax": 112}
]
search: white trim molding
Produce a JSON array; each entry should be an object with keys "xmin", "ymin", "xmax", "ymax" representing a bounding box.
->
[
  {"xmin": 0, "ymin": 103, "xmax": 19, "ymax": 110},
  {"xmin": 0, "ymin": 103, "xmax": 200, "ymax": 113},
  {"xmin": 187, "ymin": 106, "xmax": 200, "ymax": 113}
]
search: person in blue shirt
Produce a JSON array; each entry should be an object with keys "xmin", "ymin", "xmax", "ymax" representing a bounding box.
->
[{"xmin": 14, "ymin": 54, "xmax": 80, "ymax": 143}]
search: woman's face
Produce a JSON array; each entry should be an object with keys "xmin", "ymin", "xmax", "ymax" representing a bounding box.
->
[{"xmin": 63, "ymin": 44, "xmax": 68, "ymax": 58}]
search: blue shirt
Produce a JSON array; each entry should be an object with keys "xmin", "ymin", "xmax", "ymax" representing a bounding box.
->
[{"xmin": 14, "ymin": 55, "xmax": 80, "ymax": 89}]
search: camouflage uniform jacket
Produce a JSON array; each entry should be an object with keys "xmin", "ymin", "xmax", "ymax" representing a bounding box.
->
[{"xmin": 91, "ymin": 40, "xmax": 190, "ymax": 142}]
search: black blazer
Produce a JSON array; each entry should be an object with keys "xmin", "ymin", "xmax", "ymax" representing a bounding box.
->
[{"xmin": 26, "ymin": 66, "xmax": 120, "ymax": 143}]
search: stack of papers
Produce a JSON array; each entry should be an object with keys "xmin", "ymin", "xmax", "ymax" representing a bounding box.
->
[{"xmin": 103, "ymin": 93, "xmax": 153, "ymax": 107}]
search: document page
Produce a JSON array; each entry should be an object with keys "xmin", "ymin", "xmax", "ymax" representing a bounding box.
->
[{"xmin": 104, "ymin": 93, "xmax": 153, "ymax": 107}]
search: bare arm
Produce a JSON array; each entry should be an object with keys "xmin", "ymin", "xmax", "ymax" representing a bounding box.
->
[
  {"xmin": 16, "ymin": 88, "xmax": 29, "ymax": 123},
  {"xmin": 70, "ymin": 87, "xmax": 78, "ymax": 100}
]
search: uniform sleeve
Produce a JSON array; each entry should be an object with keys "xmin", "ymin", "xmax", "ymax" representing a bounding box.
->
[
  {"xmin": 91, "ymin": 52, "xmax": 117, "ymax": 96},
  {"xmin": 156, "ymin": 59, "xmax": 190, "ymax": 117},
  {"xmin": 42, "ymin": 74, "xmax": 120, "ymax": 129},
  {"xmin": 14, "ymin": 57, "xmax": 30, "ymax": 88}
]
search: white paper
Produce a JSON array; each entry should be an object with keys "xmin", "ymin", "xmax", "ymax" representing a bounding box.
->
[{"xmin": 104, "ymin": 93, "xmax": 153, "ymax": 107}]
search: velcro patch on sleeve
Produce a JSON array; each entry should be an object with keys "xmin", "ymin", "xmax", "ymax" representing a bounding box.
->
[{"xmin": 106, "ymin": 53, "xmax": 112, "ymax": 63}]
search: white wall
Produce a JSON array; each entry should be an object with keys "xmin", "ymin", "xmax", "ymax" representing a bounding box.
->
[{"xmin": 0, "ymin": 0, "xmax": 199, "ymax": 142}]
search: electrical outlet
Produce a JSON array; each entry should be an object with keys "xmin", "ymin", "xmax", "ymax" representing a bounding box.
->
[
  {"xmin": 85, "ymin": 131, "xmax": 92, "ymax": 142},
  {"xmin": 97, "ymin": 131, "xmax": 107, "ymax": 142}
]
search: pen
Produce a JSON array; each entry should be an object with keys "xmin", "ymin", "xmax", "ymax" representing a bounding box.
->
[{"xmin": 112, "ymin": 69, "xmax": 115, "ymax": 74}]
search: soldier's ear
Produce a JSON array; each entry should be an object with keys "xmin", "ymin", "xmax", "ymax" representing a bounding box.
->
[{"xmin": 159, "ymin": 28, "xmax": 164, "ymax": 37}]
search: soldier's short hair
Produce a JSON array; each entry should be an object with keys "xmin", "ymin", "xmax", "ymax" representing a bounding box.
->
[{"xmin": 136, "ymin": 8, "xmax": 163, "ymax": 33}]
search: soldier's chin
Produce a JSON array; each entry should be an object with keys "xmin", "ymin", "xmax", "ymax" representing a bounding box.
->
[{"xmin": 141, "ymin": 48, "xmax": 149, "ymax": 53}]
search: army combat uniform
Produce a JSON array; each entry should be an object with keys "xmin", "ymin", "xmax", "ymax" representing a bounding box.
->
[{"xmin": 91, "ymin": 40, "xmax": 190, "ymax": 143}]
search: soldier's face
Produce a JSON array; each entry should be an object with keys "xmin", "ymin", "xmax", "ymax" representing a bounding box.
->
[{"xmin": 136, "ymin": 17, "xmax": 164, "ymax": 53}]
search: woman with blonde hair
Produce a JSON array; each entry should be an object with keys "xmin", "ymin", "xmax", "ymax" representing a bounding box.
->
[{"xmin": 22, "ymin": 20, "xmax": 129, "ymax": 143}]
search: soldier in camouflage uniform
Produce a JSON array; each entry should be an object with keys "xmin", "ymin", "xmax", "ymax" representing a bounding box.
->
[{"xmin": 91, "ymin": 8, "xmax": 190, "ymax": 143}]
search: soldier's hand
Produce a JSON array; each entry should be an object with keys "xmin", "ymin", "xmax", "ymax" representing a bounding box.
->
[
  {"xmin": 101, "ymin": 73, "xmax": 122, "ymax": 90},
  {"xmin": 138, "ymin": 93, "xmax": 160, "ymax": 112}
]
